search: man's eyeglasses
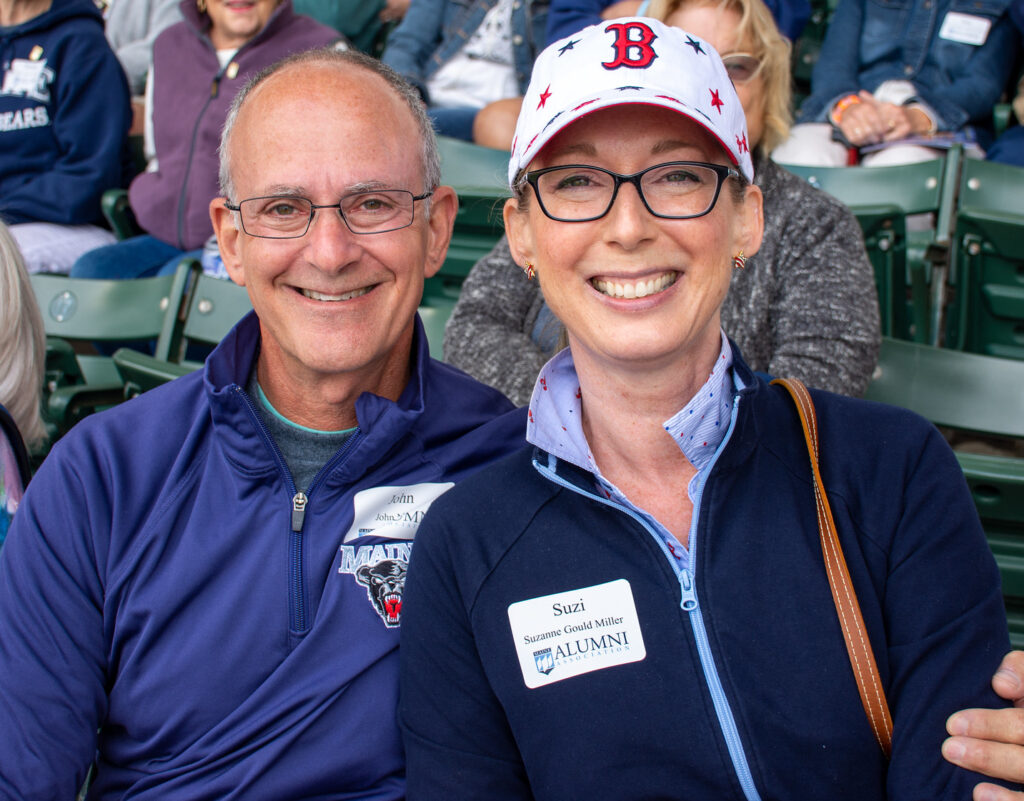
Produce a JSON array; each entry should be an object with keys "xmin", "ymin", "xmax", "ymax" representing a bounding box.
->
[
  {"xmin": 722, "ymin": 53, "xmax": 763, "ymax": 84},
  {"xmin": 224, "ymin": 189, "xmax": 433, "ymax": 238},
  {"xmin": 524, "ymin": 161, "xmax": 740, "ymax": 223}
]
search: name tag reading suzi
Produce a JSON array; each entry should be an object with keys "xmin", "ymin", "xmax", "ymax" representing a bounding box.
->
[{"xmin": 508, "ymin": 579, "xmax": 646, "ymax": 689}]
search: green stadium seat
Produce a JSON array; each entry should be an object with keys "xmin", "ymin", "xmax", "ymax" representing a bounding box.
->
[
  {"xmin": 944, "ymin": 157, "xmax": 1024, "ymax": 360},
  {"xmin": 30, "ymin": 262, "xmax": 194, "ymax": 438},
  {"xmin": 437, "ymin": 136, "xmax": 508, "ymax": 282},
  {"xmin": 865, "ymin": 337, "xmax": 1024, "ymax": 645},
  {"xmin": 114, "ymin": 266, "xmax": 252, "ymax": 396},
  {"xmin": 101, "ymin": 188, "xmax": 139, "ymax": 241},
  {"xmin": 419, "ymin": 275, "xmax": 463, "ymax": 360},
  {"xmin": 781, "ymin": 150, "xmax": 959, "ymax": 344}
]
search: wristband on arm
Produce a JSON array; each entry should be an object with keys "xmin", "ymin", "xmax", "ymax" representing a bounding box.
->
[{"xmin": 831, "ymin": 94, "xmax": 862, "ymax": 125}]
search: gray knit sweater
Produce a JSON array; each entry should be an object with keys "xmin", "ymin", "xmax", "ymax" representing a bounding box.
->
[{"xmin": 443, "ymin": 155, "xmax": 881, "ymax": 405}]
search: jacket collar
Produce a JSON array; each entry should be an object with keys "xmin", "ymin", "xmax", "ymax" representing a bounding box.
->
[
  {"xmin": 533, "ymin": 338, "xmax": 766, "ymax": 486},
  {"xmin": 203, "ymin": 310, "xmax": 432, "ymax": 480}
]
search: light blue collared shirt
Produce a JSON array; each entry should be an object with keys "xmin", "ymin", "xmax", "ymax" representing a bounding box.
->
[{"xmin": 526, "ymin": 331, "xmax": 736, "ymax": 570}]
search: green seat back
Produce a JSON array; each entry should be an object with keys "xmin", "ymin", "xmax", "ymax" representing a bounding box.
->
[
  {"xmin": 864, "ymin": 337, "xmax": 1024, "ymax": 438},
  {"xmin": 865, "ymin": 337, "xmax": 1024, "ymax": 645},
  {"xmin": 418, "ymin": 275, "xmax": 462, "ymax": 359},
  {"xmin": 945, "ymin": 158, "xmax": 1024, "ymax": 359},
  {"xmin": 438, "ymin": 136, "xmax": 508, "ymax": 282},
  {"xmin": 115, "ymin": 270, "xmax": 252, "ymax": 395},
  {"xmin": 29, "ymin": 263, "xmax": 193, "ymax": 435},
  {"xmin": 958, "ymin": 452, "xmax": 1024, "ymax": 647},
  {"xmin": 159, "ymin": 271, "xmax": 253, "ymax": 361}
]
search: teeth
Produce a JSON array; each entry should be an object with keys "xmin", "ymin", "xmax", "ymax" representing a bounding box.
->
[
  {"xmin": 301, "ymin": 287, "xmax": 371, "ymax": 302},
  {"xmin": 592, "ymin": 272, "xmax": 677, "ymax": 299}
]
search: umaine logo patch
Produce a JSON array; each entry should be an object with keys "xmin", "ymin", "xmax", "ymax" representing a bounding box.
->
[
  {"xmin": 534, "ymin": 648, "xmax": 554, "ymax": 675},
  {"xmin": 338, "ymin": 543, "xmax": 410, "ymax": 627}
]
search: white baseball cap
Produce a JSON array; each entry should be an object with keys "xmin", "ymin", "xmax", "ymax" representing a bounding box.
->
[{"xmin": 508, "ymin": 17, "xmax": 754, "ymax": 188}]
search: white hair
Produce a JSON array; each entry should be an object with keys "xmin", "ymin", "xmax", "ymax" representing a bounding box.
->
[{"xmin": 0, "ymin": 221, "xmax": 46, "ymax": 450}]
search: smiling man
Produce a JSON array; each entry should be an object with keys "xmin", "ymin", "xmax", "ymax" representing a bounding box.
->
[{"xmin": 0, "ymin": 48, "xmax": 523, "ymax": 799}]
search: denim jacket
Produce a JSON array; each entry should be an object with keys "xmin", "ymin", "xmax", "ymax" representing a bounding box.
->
[
  {"xmin": 799, "ymin": 0, "xmax": 1018, "ymax": 131},
  {"xmin": 382, "ymin": 0, "xmax": 549, "ymax": 102}
]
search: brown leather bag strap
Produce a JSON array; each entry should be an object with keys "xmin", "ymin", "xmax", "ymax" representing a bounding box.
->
[{"xmin": 771, "ymin": 377, "xmax": 894, "ymax": 757}]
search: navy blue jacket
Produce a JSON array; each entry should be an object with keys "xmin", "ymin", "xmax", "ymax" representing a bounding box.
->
[
  {"xmin": 0, "ymin": 0, "xmax": 131, "ymax": 225},
  {"xmin": 799, "ymin": 0, "xmax": 1017, "ymax": 131},
  {"xmin": 0, "ymin": 312, "xmax": 525, "ymax": 800},
  {"xmin": 400, "ymin": 349, "xmax": 1014, "ymax": 800}
]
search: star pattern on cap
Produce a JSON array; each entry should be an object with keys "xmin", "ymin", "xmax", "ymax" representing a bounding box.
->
[
  {"xmin": 558, "ymin": 39, "xmax": 579, "ymax": 56},
  {"xmin": 537, "ymin": 84, "xmax": 552, "ymax": 109},
  {"xmin": 685, "ymin": 36, "xmax": 704, "ymax": 55},
  {"xmin": 710, "ymin": 88, "xmax": 724, "ymax": 113}
]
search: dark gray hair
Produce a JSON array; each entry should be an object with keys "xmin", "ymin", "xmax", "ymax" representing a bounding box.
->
[{"xmin": 218, "ymin": 47, "xmax": 441, "ymax": 203}]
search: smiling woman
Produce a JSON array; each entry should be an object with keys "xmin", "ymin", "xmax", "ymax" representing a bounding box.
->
[
  {"xmin": 444, "ymin": 0, "xmax": 882, "ymax": 403},
  {"xmin": 398, "ymin": 17, "xmax": 1018, "ymax": 801}
]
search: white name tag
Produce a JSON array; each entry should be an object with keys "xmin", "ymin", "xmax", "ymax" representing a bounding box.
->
[
  {"xmin": 343, "ymin": 482, "xmax": 453, "ymax": 542},
  {"xmin": 2, "ymin": 58, "xmax": 46, "ymax": 95},
  {"xmin": 938, "ymin": 11, "xmax": 992, "ymax": 45},
  {"xmin": 508, "ymin": 579, "xmax": 646, "ymax": 689}
]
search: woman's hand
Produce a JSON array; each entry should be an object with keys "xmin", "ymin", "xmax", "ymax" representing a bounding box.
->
[
  {"xmin": 835, "ymin": 91, "xmax": 889, "ymax": 146},
  {"xmin": 943, "ymin": 651, "xmax": 1024, "ymax": 800}
]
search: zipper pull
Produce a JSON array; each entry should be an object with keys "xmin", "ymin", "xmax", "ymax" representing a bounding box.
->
[
  {"xmin": 291, "ymin": 491, "xmax": 308, "ymax": 532},
  {"xmin": 679, "ymin": 568, "xmax": 699, "ymax": 611}
]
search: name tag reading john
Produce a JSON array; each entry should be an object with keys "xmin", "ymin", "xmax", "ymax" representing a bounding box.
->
[
  {"xmin": 343, "ymin": 482, "xmax": 453, "ymax": 542},
  {"xmin": 508, "ymin": 579, "xmax": 646, "ymax": 689}
]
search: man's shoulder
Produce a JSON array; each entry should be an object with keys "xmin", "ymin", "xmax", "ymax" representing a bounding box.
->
[
  {"xmin": 50, "ymin": 369, "xmax": 210, "ymax": 466},
  {"xmin": 418, "ymin": 358, "xmax": 528, "ymax": 476}
]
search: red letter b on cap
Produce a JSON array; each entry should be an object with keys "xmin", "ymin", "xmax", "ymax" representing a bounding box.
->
[{"xmin": 602, "ymin": 22, "xmax": 658, "ymax": 69}]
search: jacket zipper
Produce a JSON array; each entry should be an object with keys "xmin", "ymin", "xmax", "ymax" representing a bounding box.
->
[
  {"xmin": 531, "ymin": 393, "xmax": 762, "ymax": 801},
  {"xmin": 175, "ymin": 28, "xmax": 261, "ymax": 249},
  {"xmin": 236, "ymin": 387, "xmax": 364, "ymax": 634}
]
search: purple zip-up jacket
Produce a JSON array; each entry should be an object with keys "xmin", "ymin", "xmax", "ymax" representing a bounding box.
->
[{"xmin": 128, "ymin": 0, "xmax": 338, "ymax": 250}]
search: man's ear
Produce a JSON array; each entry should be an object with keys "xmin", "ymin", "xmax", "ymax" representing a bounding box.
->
[
  {"xmin": 503, "ymin": 197, "xmax": 536, "ymax": 269},
  {"xmin": 210, "ymin": 197, "xmax": 246, "ymax": 286},
  {"xmin": 736, "ymin": 183, "xmax": 764, "ymax": 259},
  {"xmin": 423, "ymin": 185, "xmax": 458, "ymax": 279}
]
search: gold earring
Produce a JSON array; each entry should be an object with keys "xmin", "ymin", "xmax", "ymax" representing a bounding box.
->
[
  {"xmin": 524, "ymin": 262, "xmax": 536, "ymax": 281},
  {"xmin": 197, "ymin": 0, "xmax": 207, "ymax": 12},
  {"xmin": 732, "ymin": 251, "xmax": 747, "ymax": 270}
]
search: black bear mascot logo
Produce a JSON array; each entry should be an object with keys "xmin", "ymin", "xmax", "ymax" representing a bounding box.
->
[{"xmin": 355, "ymin": 559, "xmax": 407, "ymax": 627}]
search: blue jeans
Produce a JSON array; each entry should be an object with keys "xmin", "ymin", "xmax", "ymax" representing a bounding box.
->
[
  {"xmin": 987, "ymin": 126, "xmax": 1024, "ymax": 167},
  {"xmin": 70, "ymin": 234, "xmax": 200, "ymax": 280},
  {"xmin": 429, "ymin": 106, "xmax": 479, "ymax": 141}
]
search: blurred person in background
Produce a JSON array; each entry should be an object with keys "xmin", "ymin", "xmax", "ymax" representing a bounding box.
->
[
  {"xmin": 0, "ymin": 221, "xmax": 46, "ymax": 543},
  {"xmin": 71, "ymin": 0, "xmax": 340, "ymax": 281},
  {"xmin": 0, "ymin": 0, "xmax": 132, "ymax": 274},
  {"xmin": 382, "ymin": 0, "xmax": 549, "ymax": 142},
  {"xmin": 102, "ymin": 0, "xmax": 182, "ymax": 97},
  {"xmin": 773, "ymin": 0, "xmax": 1018, "ymax": 165}
]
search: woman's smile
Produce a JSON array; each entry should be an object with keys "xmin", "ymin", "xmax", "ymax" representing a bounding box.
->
[{"xmin": 590, "ymin": 271, "xmax": 678, "ymax": 299}]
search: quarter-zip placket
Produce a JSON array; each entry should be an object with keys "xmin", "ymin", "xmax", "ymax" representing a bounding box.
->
[
  {"xmin": 237, "ymin": 386, "xmax": 364, "ymax": 635},
  {"xmin": 531, "ymin": 392, "xmax": 762, "ymax": 801}
]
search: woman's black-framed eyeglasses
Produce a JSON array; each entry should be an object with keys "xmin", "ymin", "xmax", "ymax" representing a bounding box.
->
[
  {"xmin": 524, "ymin": 161, "xmax": 741, "ymax": 223},
  {"xmin": 224, "ymin": 189, "xmax": 434, "ymax": 238}
]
